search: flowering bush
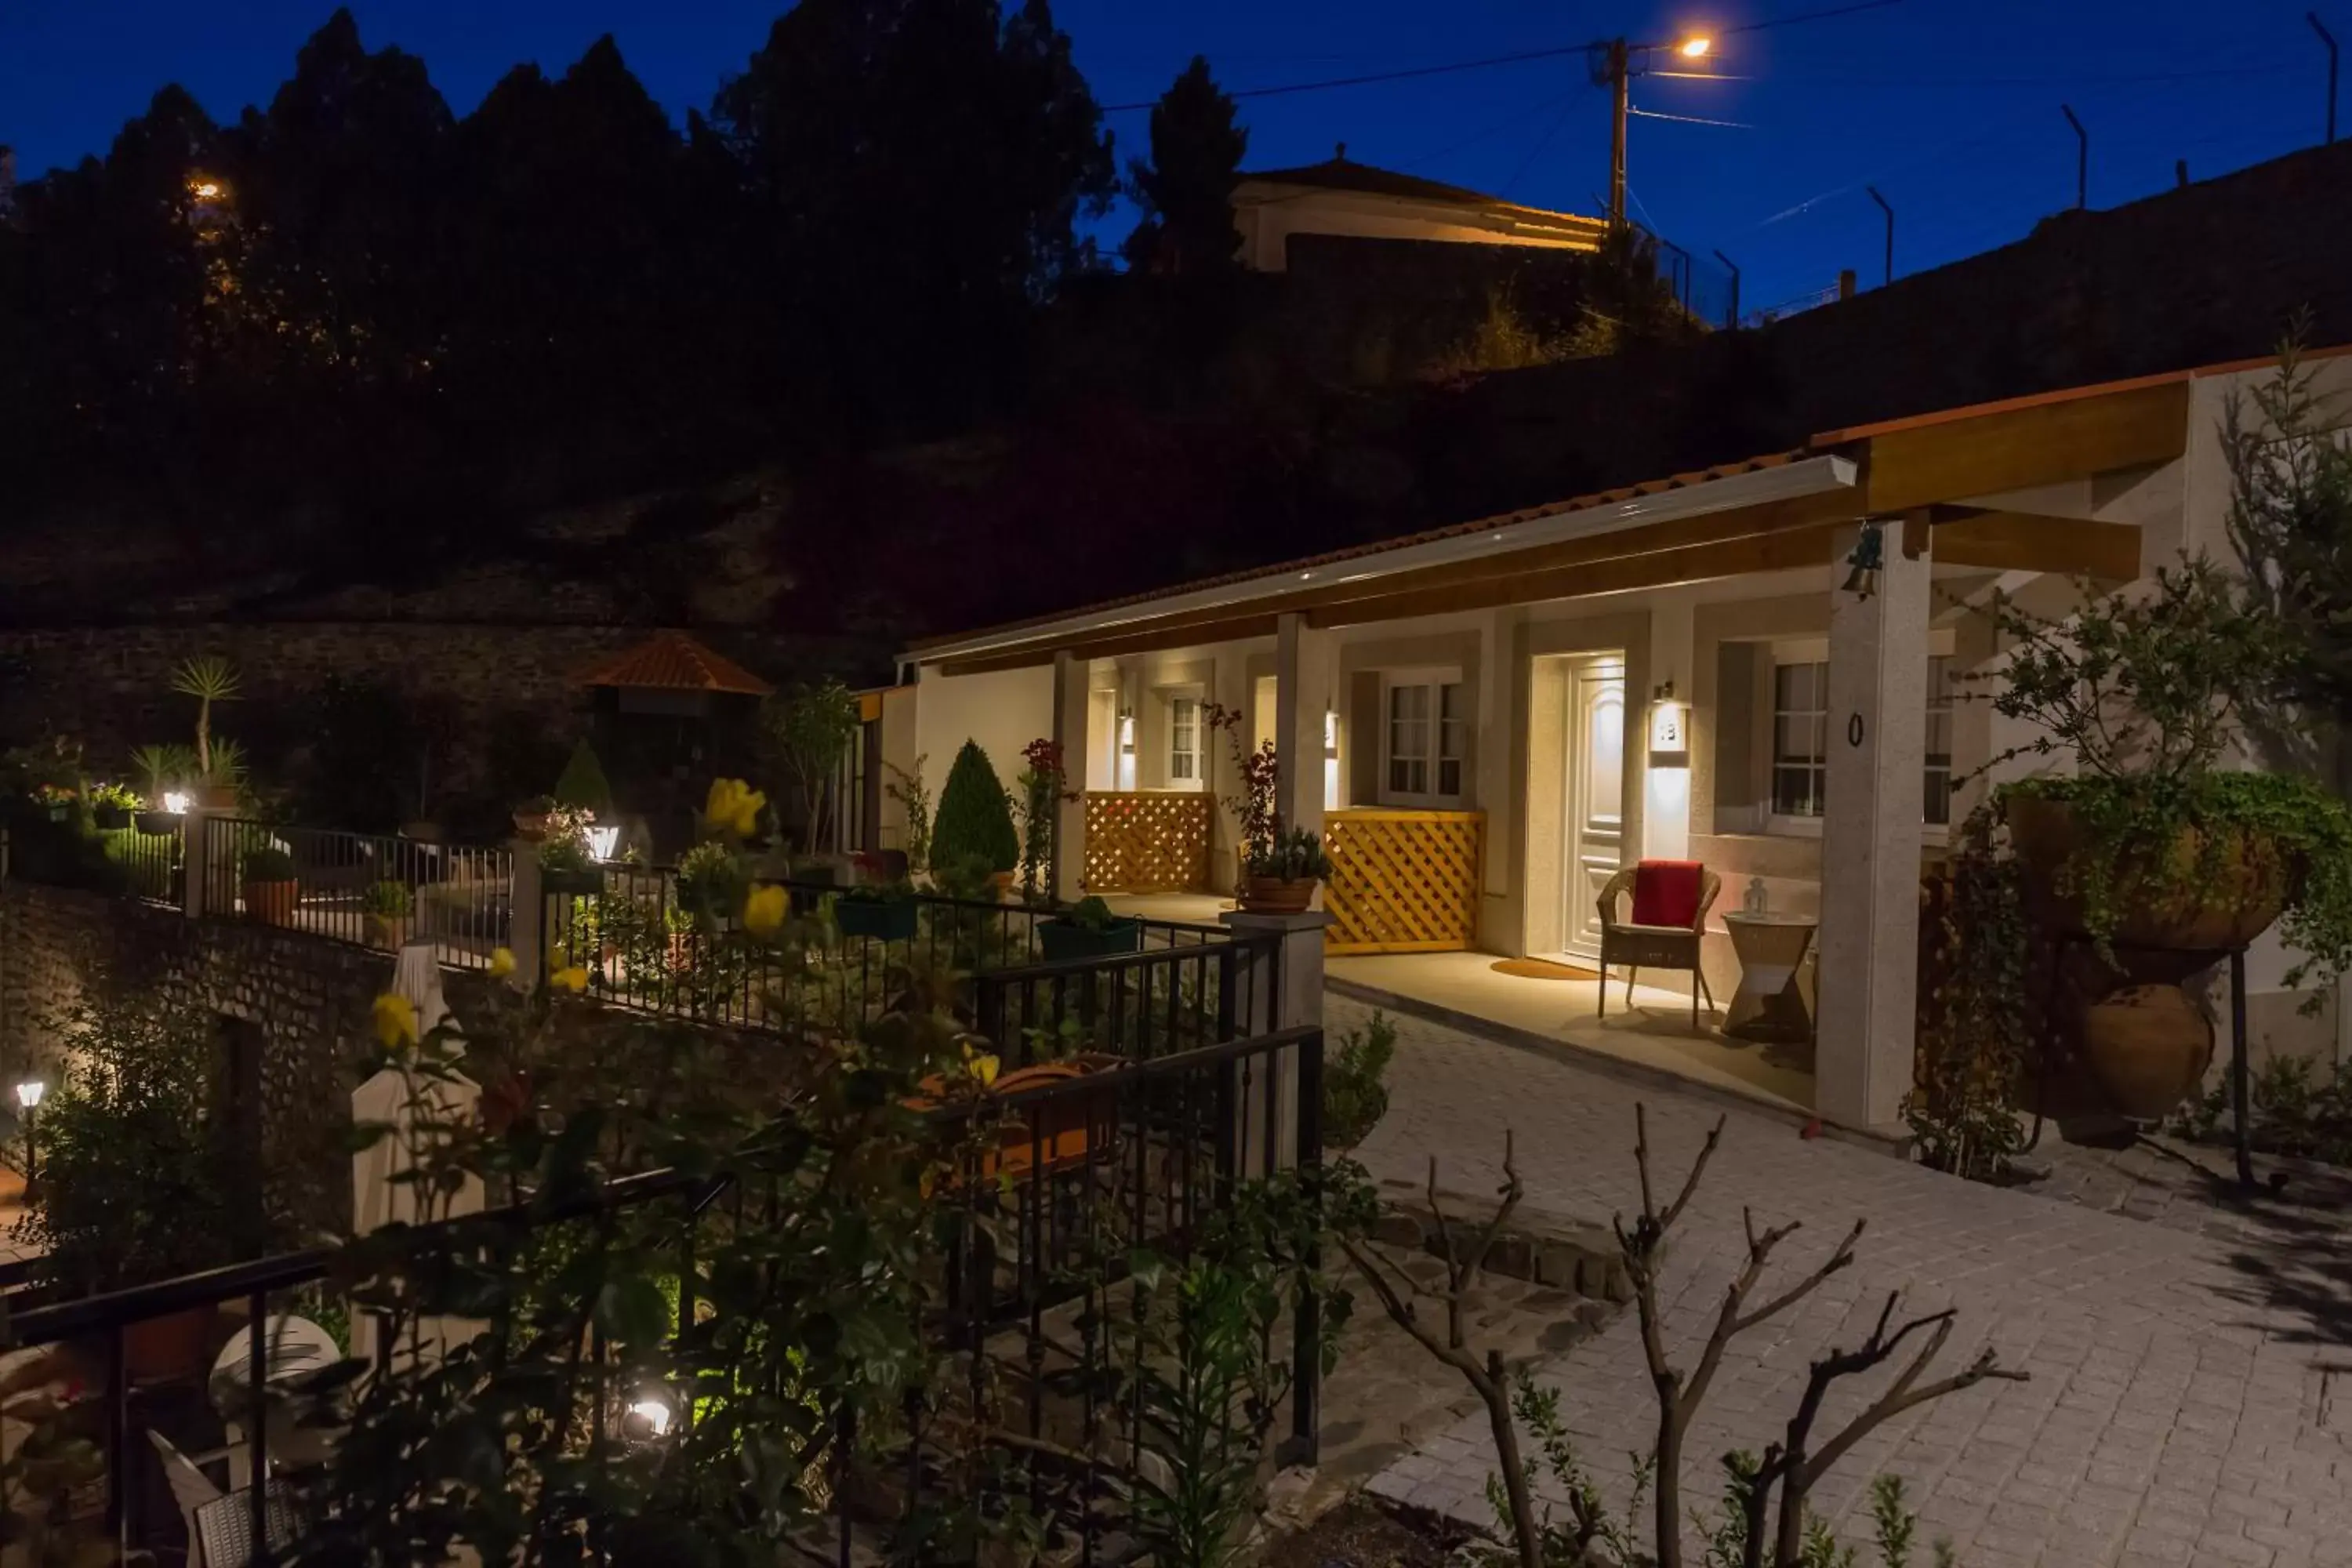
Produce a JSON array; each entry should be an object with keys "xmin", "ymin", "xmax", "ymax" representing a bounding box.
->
[{"xmin": 1014, "ymin": 737, "xmax": 1077, "ymax": 895}]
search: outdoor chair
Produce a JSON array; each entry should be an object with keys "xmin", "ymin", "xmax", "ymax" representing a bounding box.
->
[
  {"xmin": 1596, "ymin": 859, "xmax": 1721, "ymax": 1029},
  {"xmin": 150, "ymin": 1429, "xmax": 227, "ymax": 1568}
]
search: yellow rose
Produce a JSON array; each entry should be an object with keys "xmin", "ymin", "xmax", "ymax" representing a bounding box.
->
[
  {"xmin": 550, "ymin": 965, "xmax": 590, "ymax": 995},
  {"xmin": 371, "ymin": 993, "xmax": 419, "ymax": 1050},
  {"xmin": 488, "ymin": 946, "xmax": 517, "ymax": 980},
  {"xmin": 960, "ymin": 1040, "xmax": 1000, "ymax": 1088},
  {"xmin": 701, "ymin": 778, "xmax": 767, "ymax": 840},
  {"xmin": 743, "ymin": 884, "xmax": 788, "ymax": 937}
]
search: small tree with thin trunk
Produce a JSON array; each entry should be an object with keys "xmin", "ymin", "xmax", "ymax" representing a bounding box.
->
[{"xmin": 1346, "ymin": 1107, "xmax": 2025, "ymax": 1568}]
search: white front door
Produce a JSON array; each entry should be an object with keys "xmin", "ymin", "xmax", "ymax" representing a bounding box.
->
[{"xmin": 1563, "ymin": 658, "xmax": 1628, "ymax": 962}]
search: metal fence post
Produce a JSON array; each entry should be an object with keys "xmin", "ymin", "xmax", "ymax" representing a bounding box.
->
[{"xmin": 1287, "ymin": 1025, "xmax": 1326, "ymax": 1466}]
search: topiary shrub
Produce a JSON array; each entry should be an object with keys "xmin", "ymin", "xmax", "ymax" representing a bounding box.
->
[
  {"xmin": 931, "ymin": 740, "xmax": 1019, "ymax": 877},
  {"xmin": 553, "ymin": 740, "xmax": 612, "ymax": 816}
]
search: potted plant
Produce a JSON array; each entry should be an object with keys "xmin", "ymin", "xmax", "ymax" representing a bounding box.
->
[
  {"xmin": 1980, "ymin": 560, "xmax": 2352, "ymax": 1119},
  {"xmin": 171, "ymin": 655, "xmax": 242, "ymax": 809},
  {"xmin": 129, "ymin": 743, "xmax": 195, "ymax": 831},
  {"xmin": 833, "ymin": 882, "xmax": 919, "ymax": 942},
  {"xmin": 88, "ymin": 782, "xmax": 139, "ymax": 831},
  {"xmin": 30, "ymin": 782, "xmax": 74, "ymax": 824},
  {"xmin": 539, "ymin": 831, "xmax": 604, "ymax": 898},
  {"xmin": 932, "ymin": 741, "xmax": 1021, "ymax": 896},
  {"xmin": 1240, "ymin": 826, "xmax": 1331, "ymax": 916},
  {"xmin": 362, "ymin": 879, "xmax": 415, "ymax": 949},
  {"xmin": 1039, "ymin": 895, "xmax": 1142, "ymax": 962},
  {"xmin": 241, "ymin": 844, "xmax": 300, "ymax": 926},
  {"xmin": 513, "ymin": 794, "xmax": 558, "ymax": 841},
  {"xmin": 675, "ymin": 839, "xmax": 743, "ymax": 925},
  {"xmin": 12, "ymin": 987, "xmax": 242, "ymax": 1378}
]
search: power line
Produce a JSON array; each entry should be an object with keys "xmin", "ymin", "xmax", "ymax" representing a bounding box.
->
[{"xmin": 1098, "ymin": 0, "xmax": 1911, "ymax": 112}]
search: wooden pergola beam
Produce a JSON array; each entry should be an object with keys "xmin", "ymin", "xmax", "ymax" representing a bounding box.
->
[
  {"xmin": 1860, "ymin": 381, "xmax": 2188, "ymax": 513},
  {"xmin": 1927, "ymin": 508, "xmax": 2142, "ymax": 578}
]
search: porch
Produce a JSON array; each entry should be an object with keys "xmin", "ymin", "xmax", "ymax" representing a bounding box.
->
[{"xmin": 892, "ymin": 370, "xmax": 2205, "ymax": 1132}]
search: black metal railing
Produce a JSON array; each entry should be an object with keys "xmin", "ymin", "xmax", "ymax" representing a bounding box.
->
[
  {"xmin": 6, "ymin": 1025, "xmax": 1327, "ymax": 1564},
  {"xmin": 974, "ymin": 937, "xmax": 1280, "ymax": 1069},
  {"xmin": 96, "ymin": 822, "xmax": 181, "ymax": 906},
  {"xmin": 199, "ymin": 818, "xmax": 513, "ymax": 971},
  {"xmin": 546, "ymin": 868, "xmax": 1254, "ymax": 1044}
]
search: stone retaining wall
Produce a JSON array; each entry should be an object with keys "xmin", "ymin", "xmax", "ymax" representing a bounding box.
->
[{"xmin": 0, "ymin": 880, "xmax": 397, "ymax": 1239}]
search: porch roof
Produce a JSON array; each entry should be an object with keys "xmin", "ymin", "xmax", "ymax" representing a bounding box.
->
[{"xmin": 907, "ymin": 348, "xmax": 2288, "ymax": 673}]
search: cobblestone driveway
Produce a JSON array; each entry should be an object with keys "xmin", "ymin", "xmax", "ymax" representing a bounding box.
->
[{"xmin": 1339, "ymin": 998, "xmax": 2352, "ymax": 1568}]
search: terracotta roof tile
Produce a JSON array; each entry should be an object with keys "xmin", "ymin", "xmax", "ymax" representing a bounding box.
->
[{"xmin": 575, "ymin": 630, "xmax": 775, "ymax": 696}]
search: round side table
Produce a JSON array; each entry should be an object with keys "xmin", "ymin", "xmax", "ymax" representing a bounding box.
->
[{"xmin": 1721, "ymin": 913, "xmax": 1817, "ymax": 1043}]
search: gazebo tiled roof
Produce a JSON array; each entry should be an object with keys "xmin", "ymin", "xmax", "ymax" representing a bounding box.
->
[{"xmin": 574, "ymin": 630, "xmax": 774, "ymax": 697}]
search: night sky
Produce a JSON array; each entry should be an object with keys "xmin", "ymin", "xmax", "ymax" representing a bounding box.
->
[{"xmin": 2, "ymin": 0, "xmax": 2340, "ymax": 310}]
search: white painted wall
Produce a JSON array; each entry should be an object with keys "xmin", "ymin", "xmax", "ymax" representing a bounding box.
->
[
  {"xmin": 911, "ymin": 664, "xmax": 1056, "ymax": 813},
  {"xmin": 1232, "ymin": 185, "xmax": 1604, "ymax": 272}
]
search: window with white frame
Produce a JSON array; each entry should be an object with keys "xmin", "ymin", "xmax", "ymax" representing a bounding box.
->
[
  {"xmin": 1764, "ymin": 641, "xmax": 1957, "ymax": 831},
  {"xmin": 1383, "ymin": 675, "xmax": 1466, "ymax": 803},
  {"xmin": 1167, "ymin": 696, "xmax": 1200, "ymax": 785}
]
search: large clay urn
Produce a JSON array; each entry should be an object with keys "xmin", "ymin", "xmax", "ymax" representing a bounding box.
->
[{"xmin": 2080, "ymin": 984, "xmax": 2215, "ymax": 1120}]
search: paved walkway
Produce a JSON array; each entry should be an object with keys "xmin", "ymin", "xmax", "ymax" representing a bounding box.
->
[{"xmin": 1340, "ymin": 997, "xmax": 2352, "ymax": 1568}]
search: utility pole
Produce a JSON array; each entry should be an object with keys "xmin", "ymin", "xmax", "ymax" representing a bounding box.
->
[
  {"xmin": 2314, "ymin": 13, "xmax": 2340, "ymax": 145},
  {"xmin": 1604, "ymin": 38, "xmax": 1632, "ymax": 227},
  {"xmin": 2062, "ymin": 104, "xmax": 2088, "ymax": 209},
  {"xmin": 1866, "ymin": 186, "xmax": 1893, "ymax": 288}
]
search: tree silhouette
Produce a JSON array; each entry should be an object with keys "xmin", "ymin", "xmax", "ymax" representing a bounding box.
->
[{"xmin": 1123, "ymin": 56, "xmax": 1247, "ymax": 277}]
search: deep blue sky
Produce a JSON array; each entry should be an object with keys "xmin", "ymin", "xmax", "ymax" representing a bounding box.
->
[{"xmin": 2, "ymin": 1, "xmax": 2340, "ymax": 309}]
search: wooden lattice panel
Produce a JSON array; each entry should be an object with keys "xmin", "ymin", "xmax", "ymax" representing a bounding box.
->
[
  {"xmin": 1083, "ymin": 791, "xmax": 1214, "ymax": 893},
  {"xmin": 1323, "ymin": 809, "xmax": 1484, "ymax": 954}
]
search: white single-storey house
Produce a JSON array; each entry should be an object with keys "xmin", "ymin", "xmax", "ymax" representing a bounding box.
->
[
  {"xmin": 873, "ymin": 347, "xmax": 2352, "ymax": 1133},
  {"xmin": 1229, "ymin": 153, "xmax": 1608, "ymax": 273}
]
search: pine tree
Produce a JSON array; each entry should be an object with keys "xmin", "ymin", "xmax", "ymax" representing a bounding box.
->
[{"xmin": 931, "ymin": 739, "xmax": 1019, "ymax": 875}]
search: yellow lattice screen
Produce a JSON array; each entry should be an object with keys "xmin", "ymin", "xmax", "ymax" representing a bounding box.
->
[
  {"xmin": 1083, "ymin": 792, "xmax": 1214, "ymax": 893},
  {"xmin": 1323, "ymin": 809, "xmax": 1484, "ymax": 954}
]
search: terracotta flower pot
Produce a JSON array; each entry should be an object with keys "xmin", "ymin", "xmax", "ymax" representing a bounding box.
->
[
  {"xmin": 122, "ymin": 1306, "xmax": 219, "ymax": 1385},
  {"xmin": 242, "ymin": 877, "xmax": 299, "ymax": 927},
  {"xmin": 2080, "ymin": 983, "xmax": 2214, "ymax": 1120},
  {"xmin": 194, "ymin": 783, "xmax": 240, "ymax": 811},
  {"xmin": 2006, "ymin": 795, "xmax": 2293, "ymax": 962},
  {"xmin": 1239, "ymin": 874, "xmax": 1317, "ymax": 915}
]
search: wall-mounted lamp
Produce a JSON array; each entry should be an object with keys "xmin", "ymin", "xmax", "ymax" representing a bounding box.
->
[
  {"xmin": 623, "ymin": 1390, "xmax": 675, "ymax": 1442},
  {"xmin": 1323, "ymin": 710, "xmax": 1338, "ymax": 751},
  {"xmin": 1841, "ymin": 521, "xmax": 1885, "ymax": 601},
  {"xmin": 1646, "ymin": 680, "xmax": 1689, "ymax": 769},
  {"xmin": 1117, "ymin": 711, "xmax": 1136, "ymax": 753}
]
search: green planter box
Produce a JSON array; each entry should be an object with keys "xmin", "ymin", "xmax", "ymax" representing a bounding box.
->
[
  {"xmin": 835, "ymin": 898, "xmax": 919, "ymax": 942},
  {"xmin": 1038, "ymin": 918, "xmax": 1143, "ymax": 963},
  {"xmin": 543, "ymin": 866, "xmax": 605, "ymax": 898}
]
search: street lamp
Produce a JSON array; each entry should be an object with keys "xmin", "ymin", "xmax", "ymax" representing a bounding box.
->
[
  {"xmin": 16, "ymin": 1080, "xmax": 44, "ymax": 1183},
  {"xmin": 1592, "ymin": 29, "xmax": 1723, "ymax": 227}
]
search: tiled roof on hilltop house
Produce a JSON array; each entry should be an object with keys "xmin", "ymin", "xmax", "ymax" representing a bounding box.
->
[
  {"xmin": 1235, "ymin": 153, "xmax": 1595, "ymax": 223},
  {"xmin": 575, "ymin": 630, "xmax": 774, "ymax": 696}
]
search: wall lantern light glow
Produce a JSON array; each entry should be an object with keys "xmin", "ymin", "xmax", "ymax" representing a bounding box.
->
[
  {"xmin": 1323, "ymin": 710, "xmax": 1338, "ymax": 750},
  {"xmin": 1118, "ymin": 712, "xmax": 1136, "ymax": 753},
  {"xmin": 14, "ymin": 1080, "xmax": 44, "ymax": 1112},
  {"xmin": 626, "ymin": 1392, "xmax": 674, "ymax": 1440},
  {"xmin": 162, "ymin": 791, "xmax": 191, "ymax": 815},
  {"xmin": 586, "ymin": 825, "xmax": 621, "ymax": 862},
  {"xmin": 1646, "ymin": 681, "xmax": 1690, "ymax": 769}
]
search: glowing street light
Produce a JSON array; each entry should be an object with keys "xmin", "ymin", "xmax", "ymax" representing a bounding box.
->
[
  {"xmin": 624, "ymin": 1391, "xmax": 675, "ymax": 1441},
  {"xmin": 16, "ymin": 1080, "xmax": 44, "ymax": 1184},
  {"xmin": 1679, "ymin": 35, "xmax": 1713, "ymax": 57},
  {"xmin": 16, "ymin": 1080, "xmax": 45, "ymax": 1112}
]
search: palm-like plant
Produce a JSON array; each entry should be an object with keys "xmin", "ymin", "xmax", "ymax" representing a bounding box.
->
[
  {"xmin": 127, "ymin": 744, "xmax": 197, "ymax": 804},
  {"xmin": 169, "ymin": 657, "xmax": 241, "ymax": 779}
]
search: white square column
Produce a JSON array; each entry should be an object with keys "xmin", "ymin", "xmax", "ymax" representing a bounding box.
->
[
  {"xmin": 1816, "ymin": 515, "xmax": 1931, "ymax": 1130},
  {"xmin": 1051, "ymin": 651, "xmax": 1090, "ymax": 901},
  {"xmin": 1272, "ymin": 613, "xmax": 1338, "ymax": 842}
]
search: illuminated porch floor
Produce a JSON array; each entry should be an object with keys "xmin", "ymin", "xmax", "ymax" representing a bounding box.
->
[{"xmin": 1324, "ymin": 949, "xmax": 1821, "ymax": 1121}]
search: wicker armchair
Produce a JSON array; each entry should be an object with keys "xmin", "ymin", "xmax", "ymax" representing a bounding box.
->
[{"xmin": 1595, "ymin": 860, "xmax": 1721, "ymax": 1028}]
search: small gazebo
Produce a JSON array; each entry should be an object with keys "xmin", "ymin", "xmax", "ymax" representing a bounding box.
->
[{"xmin": 575, "ymin": 630, "xmax": 775, "ymax": 853}]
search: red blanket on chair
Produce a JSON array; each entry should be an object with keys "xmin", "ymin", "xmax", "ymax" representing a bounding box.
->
[{"xmin": 1630, "ymin": 860, "xmax": 1704, "ymax": 929}]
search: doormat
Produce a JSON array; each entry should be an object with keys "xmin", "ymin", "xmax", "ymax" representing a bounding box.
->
[{"xmin": 1490, "ymin": 957, "xmax": 1600, "ymax": 982}]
